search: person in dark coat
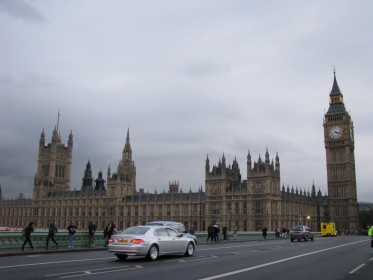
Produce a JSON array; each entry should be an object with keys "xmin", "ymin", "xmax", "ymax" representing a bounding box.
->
[
  {"xmin": 222, "ymin": 225, "xmax": 228, "ymax": 241},
  {"xmin": 46, "ymin": 222, "xmax": 58, "ymax": 249},
  {"xmin": 103, "ymin": 221, "xmax": 116, "ymax": 247},
  {"xmin": 88, "ymin": 221, "xmax": 97, "ymax": 247},
  {"xmin": 21, "ymin": 222, "xmax": 34, "ymax": 251},
  {"xmin": 262, "ymin": 226, "xmax": 268, "ymax": 240},
  {"xmin": 206, "ymin": 224, "xmax": 214, "ymax": 242}
]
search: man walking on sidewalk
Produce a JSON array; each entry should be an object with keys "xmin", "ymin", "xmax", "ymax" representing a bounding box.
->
[
  {"xmin": 21, "ymin": 222, "xmax": 35, "ymax": 251},
  {"xmin": 46, "ymin": 221, "xmax": 59, "ymax": 249}
]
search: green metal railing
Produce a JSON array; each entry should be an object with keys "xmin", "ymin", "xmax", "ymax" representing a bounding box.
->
[
  {"xmin": 0, "ymin": 230, "xmax": 322, "ymax": 250},
  {"xmin": 0, "ymin": 231, "xmax": 106, "ymax": 249}
]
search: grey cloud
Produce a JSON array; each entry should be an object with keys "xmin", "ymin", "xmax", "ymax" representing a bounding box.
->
[
  {"xmin": 0, "ymin": 1, "xmax": 372, "ymax": 203},
  {"xmin": 183, "ymin": 60, "xmax": 231, "ymax": 78},
  {"xmin": 0, "ymin": 0, "xmax": 46, "ymax": 23}
]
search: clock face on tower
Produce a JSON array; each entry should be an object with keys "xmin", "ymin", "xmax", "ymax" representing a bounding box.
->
[{"xmin": 329, "ymin": 125, "xmax": 343, "ymax": 139}]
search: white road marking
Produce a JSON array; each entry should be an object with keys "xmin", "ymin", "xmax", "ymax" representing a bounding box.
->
[
  {"xmin": 232, "ymin": 250, "xmax": 257, "ymax": 254},
  {"xmin": 199, "ymin": 239, "xmax": 368, "ymax": 280},
  {"xmin": 349, "ymin": 263, "xmax": 366, "ymax": 274},
  {"xmin": 0, "ymin": 256, "xmax": 116, "ymax": 269},
  {"xmin": 178, "ymin": 256, "xmax": 218, "ymax": 263},
  {"xmin": 197, "ymin": 240, "xmax": 287, "ymax": 251},
  {"xmin": 45, "ymin": 265, "xmax": 143, "ymax": 279},
  {"xmin": 166, "ymin": 255, "xmax": 218, "ymax": 263}
]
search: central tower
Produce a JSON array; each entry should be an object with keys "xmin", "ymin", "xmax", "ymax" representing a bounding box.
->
[
  {"xmin": 323, "ymin": 71, "xmax": 358, "ymax": 232},
  {"xmin": 106, "ymin": 129, "xmax": 136, "ymax": 197}
]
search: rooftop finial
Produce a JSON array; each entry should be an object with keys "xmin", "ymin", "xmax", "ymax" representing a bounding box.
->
[
  {"xmin": 56, "ymin": 109, "xmax": 60, "ymax": 131},
  {"xmin": 333, "ymin": 65, "xmax": 336, "ymax": 77}
]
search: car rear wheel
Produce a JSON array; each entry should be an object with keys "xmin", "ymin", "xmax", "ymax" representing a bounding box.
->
[
  {"xmin": 185, "ymin": 242, "xmax": 194, "ymax": 256},
  {"xmin": 116, "ymin": 254, "xmax": 128, "ymax": 260},
  {"xmin": 304, "ymin": 237, "xmax": 307, "ymax": 242},
  {"xmin": 290, "ymin": 239, "xmax": 294, "ymax": 242},
  {"xmin": 147, "ymin": 245, "xmax": 159, "ymax": 261}
]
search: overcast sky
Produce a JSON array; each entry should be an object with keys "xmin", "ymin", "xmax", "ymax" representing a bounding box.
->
[{"xmin": 0, "ymin": 0, "xmax": 372, "ymax": 202}]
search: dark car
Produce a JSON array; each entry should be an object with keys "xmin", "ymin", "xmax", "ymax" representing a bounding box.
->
[{"xmin": 290, "ymin": 225, "xmax": 314, "ymax": 242}]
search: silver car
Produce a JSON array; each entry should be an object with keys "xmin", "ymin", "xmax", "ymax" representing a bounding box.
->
[
  {"xmin": 290, "ymin": 225, "xmax": 314, "ymax": 242},
  {"xmin": 108, "ymin": 225, "xmax": 195, "ymax": 260},
  {"xmin": 146, "ymin": 221, "xmax": 197, "ymax": 243}
]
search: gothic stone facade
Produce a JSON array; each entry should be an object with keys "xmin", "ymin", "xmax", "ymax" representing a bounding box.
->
[{"xmin": 0, "ymin": 75, "xmax": 358, "ymax": 233}]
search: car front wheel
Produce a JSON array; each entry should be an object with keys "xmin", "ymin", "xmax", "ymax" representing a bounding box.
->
[
  {"xmin": 147, "ymin": 245, "xmax": 159, "ymax": 261},
  {"xmin": 116, "ymin": 254, "xmax": 128, "ymax": 260},
  {"xmin": 185, "ymin": 242, "xmax": 194, "ymax": 256}
]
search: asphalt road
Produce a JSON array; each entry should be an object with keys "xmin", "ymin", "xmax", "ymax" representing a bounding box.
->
[{"xmin": 0, "ymin": 236, "xmax": 372, "ymax": 280}]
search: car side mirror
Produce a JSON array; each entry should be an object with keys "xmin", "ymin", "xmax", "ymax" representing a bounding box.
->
[{"xmin": 178, "ymin": 233, "xmax": 183, "ymax": 237}]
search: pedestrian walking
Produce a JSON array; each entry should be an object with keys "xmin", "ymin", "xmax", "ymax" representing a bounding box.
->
[
  {"xmin": 21, "ymin": 222, "xmax": 35, "ymax": 251},
  {"xmin": 262, "ymin": 226, "xmax": 268, "ymax": 240},
  {"xmin": 46, "ymin": 222, "xmax": 58, "ymax": 249},
  {"xmin": 189, "ymin": 225, "xmax": 195, "ymax": 235},
  {"xmin": 103, "ymin": 221, "xmax": 116, "ymax": 247},
  {"xmin": 88, "ymin": 221, "xmax": 97, "ymax": 247},
  {"xmin": 233, "ymin": 226, "xmax": 238, "ymax": 240},
  {"xmin": 222, "ymin": 225, "xmax": 228, "ymax": 241},
  {"xmin": 67, "ymin": 223, "xmax": 77, "ymax": 248},
  {"xmin": 213, "ymin": 225, "xmax": 220, "ymax": 242},
  {"xmin": 368, "ymin": 226, "xmax": 373, "ymax": 247},
  {"xmin": 206, "ymin": 224, "xmax": 214, "ymax": 242}
]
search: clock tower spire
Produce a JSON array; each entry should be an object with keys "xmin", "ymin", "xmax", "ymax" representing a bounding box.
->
[{"xmin": 323, "ymin": 70, "xmax": 358, "ymax": 233}]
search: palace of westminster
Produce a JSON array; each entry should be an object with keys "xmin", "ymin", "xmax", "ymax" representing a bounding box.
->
[{"xmin": 0, "ymin": 73, "xmax": 359, "ymax": 233}]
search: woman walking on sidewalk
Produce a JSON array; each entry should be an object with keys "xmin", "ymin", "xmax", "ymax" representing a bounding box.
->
[{"xmin": 67, "ymin": 223, "xmax": 77, "ymax": 248}]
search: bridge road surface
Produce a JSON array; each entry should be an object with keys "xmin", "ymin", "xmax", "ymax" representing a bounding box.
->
[{"xmin": 0, "ymin": 236, "xmax": 372, "ymax": 280}]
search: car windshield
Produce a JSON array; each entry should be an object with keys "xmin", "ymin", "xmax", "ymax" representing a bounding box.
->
[
  {"xmin": 292, "ymin": 226, "xmax": 303, "ymax": 231},
  {"xmin": 121, "ymin": 226, "xmax": 150, "ymax": 235}
]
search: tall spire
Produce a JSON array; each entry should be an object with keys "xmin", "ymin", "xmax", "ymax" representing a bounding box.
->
[
  {"xmin": 330, "ymin": 67, "xmax": 342, "ymax": 96},
  {"xmin": 126, "ymin": 128, "xmax": 130, "ymax": 144},
  {"xmin": 325, "ymin": 68, "xmax": 346, "ymax": 116},
  {"xmin": 123, "ymin": 128, "xmax": 132, "ymax": 161},
  {"xmin": 56, "ymin": 109, "xmax": 60, "ymax": 131}
]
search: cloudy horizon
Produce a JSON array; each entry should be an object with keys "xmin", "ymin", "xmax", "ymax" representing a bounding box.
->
[{"xmin": 1, "ymin": 0, "xmax": 372, "ymax": 202}]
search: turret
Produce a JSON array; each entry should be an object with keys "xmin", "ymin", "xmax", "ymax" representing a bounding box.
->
[
  {"xmin": 51, "ymin": 126, "xmax": 60, "ymax": 143},
  {"xmin": 311, "ymin": 182, "xmax": 316, "ymax": 198},
  {"xmin": 205, "ymin": 155, "xmax": 210, "ymax": 175},
  {"xmin": 40, "ymin": 129, "xmax": 45, "ymax": 147},
  {"xmin": 82, "ymin": 161, "xmax": 93, "ymax": 191},
  {"xmin": 265, "ymin": 148, "xmax": 270, "ymax": 164},
  {"xmin": 95, "ymin": 170, "xmax": 106, "ymax": 190},
  {"xmin": 275, "ymin": 152, "xmax": 280, "ymax": 173},
  {"xmin": 107, "ymin": 165, "xmax": 111, "ymax": 178},
  {"xmin": 68, "ymin": 130, "xmax": 73, "ymax": 148},
  {"xmin": 247, "ymin": 150, "xmax": 252, "ymax": 175}
]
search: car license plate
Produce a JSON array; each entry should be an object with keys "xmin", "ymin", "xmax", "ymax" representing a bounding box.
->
[{"xmin": 117, "ymin": 239, "xmax": 128, "ymax": 243}]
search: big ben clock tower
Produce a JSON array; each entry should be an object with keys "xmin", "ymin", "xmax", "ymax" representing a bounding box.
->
[{"xmin": 323, "ymin": 70, "xmax": 358, "ymax": 233}]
